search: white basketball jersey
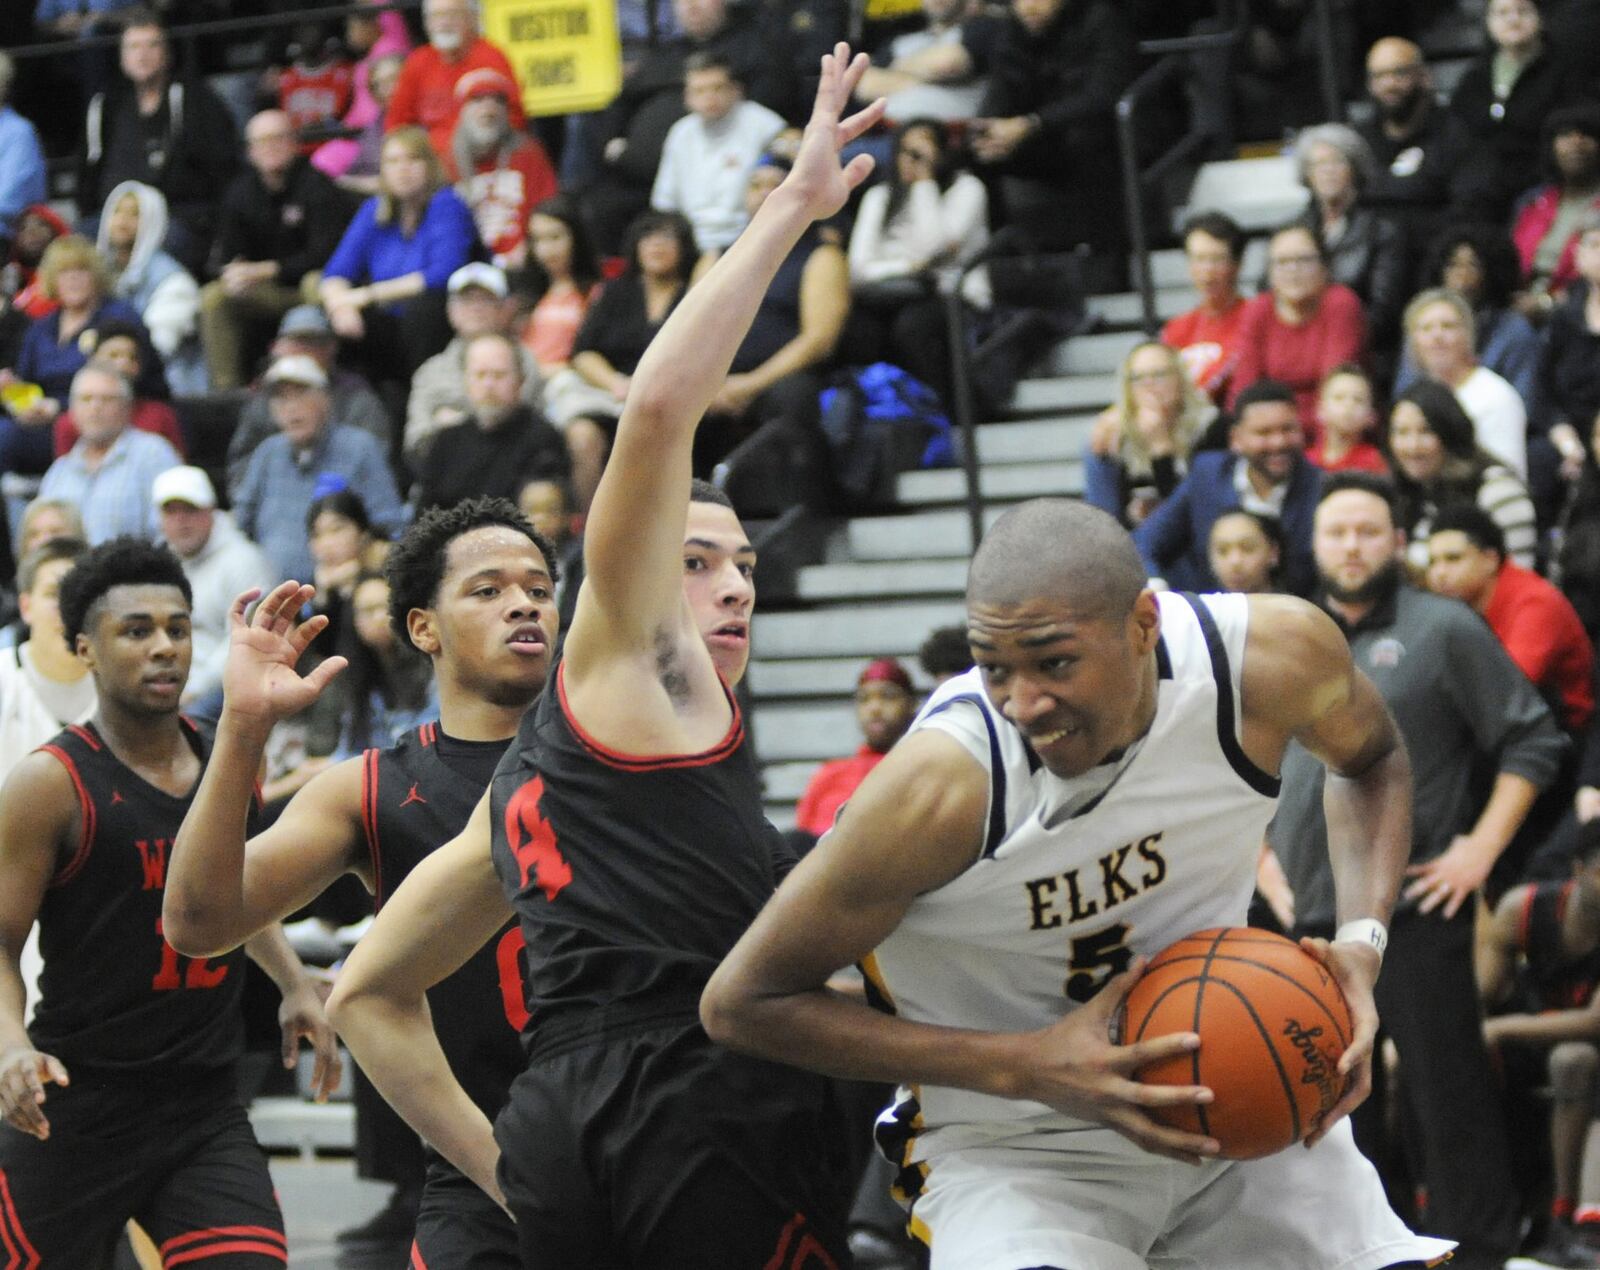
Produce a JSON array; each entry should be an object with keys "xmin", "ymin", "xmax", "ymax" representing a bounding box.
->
[{"xmin": 868, "ymin": 590, "xmax": 1282, "ymax": 1167}]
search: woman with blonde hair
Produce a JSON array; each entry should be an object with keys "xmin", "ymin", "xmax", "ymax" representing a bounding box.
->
[
  {"xmin": 0, "ymin": 235, "xmax": 162, "ymax": 486},
  {"xmin": 1404, "ymin": 286, "xmax": 1528, "ymax": 479},
  {"xmin": 320, "ymin": 125, "xmax": 478, "ymax": 379},
  {"xmin": 1084, "ymin": 340, "xmax": 1216, "ymax": 527}
]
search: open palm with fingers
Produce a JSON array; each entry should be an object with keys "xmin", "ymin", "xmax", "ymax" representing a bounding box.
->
[
  {"xmin": 784, "ymin": 44, "xmax": 888, "ymax": 223},
  {"xmin": 222, "ymin": 581, "xmax": 348, "ymax": 727}
]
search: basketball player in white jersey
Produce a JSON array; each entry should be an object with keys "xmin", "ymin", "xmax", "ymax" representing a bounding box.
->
[{"xmin": 704, "ymin": 498, "xmax": 1453, "ymax": 1269}]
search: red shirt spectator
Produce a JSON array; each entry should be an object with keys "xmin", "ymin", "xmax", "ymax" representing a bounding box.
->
[
  {"xmin": 280, "ymin": 56, "xmax": 355, "ymax": 154},
  {"xmin": 449, "ymin": 69, "xmax": 557, "ymax": 266},
  {"xmin": 1229, "ymin": 284, "xmax": 1367, "ymax": 438},
  {"xmin": 387, "ymin": 35, "xmax": 524, "ymax": 160},
  {"xmin": 1307, "ymin": 440, "xmax": 1388, "ymax": 473},
  {"xmin": 793, "ymin": 658, "xmax": 918, "ymax": 838},
  {"xmin": 1163, "ymin": 299, "xmax": 1248, "ymax": 403},
  {"xmin": 1427, "ymin": 505, "xmax": 1595, "ymax": 731}
]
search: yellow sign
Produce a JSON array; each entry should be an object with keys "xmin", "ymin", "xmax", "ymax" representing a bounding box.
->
[
  {"xmin": 480, "ymin": 0, "xmax": 622, "ymax": 117},
  {"xmin": 863, "ymin": 0, "xmax": 924, "ymax": 19}
]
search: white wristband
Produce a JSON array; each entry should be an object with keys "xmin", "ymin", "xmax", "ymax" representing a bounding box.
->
[{"xmin": 1334, "ymin": 919, "xmax": 1387, "ymax": 962}]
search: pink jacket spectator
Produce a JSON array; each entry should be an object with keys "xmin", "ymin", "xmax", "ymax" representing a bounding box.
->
[
  {"xmin": 311, "ymin": 7, "xmax": 412, "ymax": 180},
  {"xmin": 1511, "ymin": 184, "xmax": 1600, "ymax": 294}
]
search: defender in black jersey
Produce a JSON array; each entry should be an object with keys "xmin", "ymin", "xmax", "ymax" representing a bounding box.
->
[
  {"xmin": 328, "ymin": 51, "xmax": 885, "ymax": 1268},
  {"xmin": 1479, "ymin": 841, "xmax": 1600, "ymax": 1261},
  {"xmin": 166, "ymin": 499, "xmax": 559, "ymax": 1269},
  {"xmin": 0, "ymin": 538, "xmax": 336, "ymax": 1269}
]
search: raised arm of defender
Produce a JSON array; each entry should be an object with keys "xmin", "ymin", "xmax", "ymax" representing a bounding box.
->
[{"xmin": 563, "ymin": 47, "xmax": 885, "ymax": 728}]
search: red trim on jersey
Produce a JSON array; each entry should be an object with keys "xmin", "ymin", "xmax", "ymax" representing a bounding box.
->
[
  {"xmin": 0, "ymin": 1169, "xmax": 42, "ymax": 1269},
  {"xmin": 361, "ymin": 748, "xmax": 384, "ymax": 910},
  {"xmin": 39, "ymin": 744, "xmax": 96, "ymax": 889},
  {"xmin": 65, "ymin": 723, "xmax": 101, "ymax": 751},
  {"xmin": 161, "ymin": 1225, "xmax": 286, "ymax": 1266},
  {"xmin": 1559, "ymin": 879, "xmax": 1577, "ymax": 927},
  {"xmin": 160, "ymin": 1226, "xmax": 287, "ymax": 1254},
  {"xmin": 762, "ymin": 1213, "xmax": 837, "ymax": 1270},
  {"xmin": 410, "ymin": 1241, "xmax": 428, "ymax": 1268},
  {"xmin": 419, "ymin": 722, "xmax": 437, "ymax": 747},
  {"xmin": 1517, "ymin": 884, "xmax": 1539, "ymax": 952},
  {"xmin": 554, "ymin": 662, "xmax": 744, "ymax": 772}
]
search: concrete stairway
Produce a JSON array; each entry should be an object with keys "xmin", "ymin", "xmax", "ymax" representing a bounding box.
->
[{"xmin": 751, "ymin": 257, "xmax": 1204, "ymax": 827}]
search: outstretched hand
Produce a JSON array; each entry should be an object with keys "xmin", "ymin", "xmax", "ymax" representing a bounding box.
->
[
  {"xmin": 782, "ymin": 43, "xmax": 887, "ymax": 223},
  {"xmin": 222, "ymin": 581, "xmax": 347, "ymax": 730}
]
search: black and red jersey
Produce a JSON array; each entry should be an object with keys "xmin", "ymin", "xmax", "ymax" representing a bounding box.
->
[
  {"xmin": 489, "ymin": 662, "xmax": 791, "ymax": 1043},
  {"xmin": 28, "ymin": 719, "xmax": 259, "ymax": 1074},
  {"xmin": 360, "ymin": 722, "xmax": 525, "ymax": 1120},
  {"xmin": 1514, "ymin": 879, "xmax": 1600, "ymax": 1012}
]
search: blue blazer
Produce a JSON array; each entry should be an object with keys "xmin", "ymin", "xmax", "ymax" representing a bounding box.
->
[{"xmin": 1132, "ymin": 450, "xmax": 1322, "ymax": 596}]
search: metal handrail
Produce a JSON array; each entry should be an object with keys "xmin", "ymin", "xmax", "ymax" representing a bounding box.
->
[{"xmin": 1117, "ymin": 16, "xmax": 1250, "ymax": 335}]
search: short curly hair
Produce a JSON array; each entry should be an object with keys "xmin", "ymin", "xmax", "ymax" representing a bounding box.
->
[
  {"xmin": 58, "ymin": 536, "xmax": 192, "ymax": 649},
  {"xmin": 384, "ymin": 496, "xmax": 558, "ymax": 644}
]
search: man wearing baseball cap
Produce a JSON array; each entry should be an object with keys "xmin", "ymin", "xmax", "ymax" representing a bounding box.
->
[
  {"xmin": 226, "ymin": 304, "xmax": 393, "ymax": 495},
  {"xmin": 152, "ymin": 465, "xmax": 276, "ymax": 717},
  {"xmin": 404, "ymin": 262, "xmax": 543, "ymax": 467},
  {"xmin": 450, "ymin": 68, "xmax": 557, "ymax": 267},
  {"xmin": 233, "ymin": 354, "xmax": 405, "ymax": 581},
  {"xmin": 386, "ymin": 0, "xmax": 524, "ymax": 158},
  {"xmin": 793, "ymin": 656, "xmax": 920, "ymax": 841}
]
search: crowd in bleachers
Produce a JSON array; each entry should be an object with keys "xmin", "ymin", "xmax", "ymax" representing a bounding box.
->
[{"xmin": 14, "ymin": 0, "xmax": 1600, "ymax": 1264}]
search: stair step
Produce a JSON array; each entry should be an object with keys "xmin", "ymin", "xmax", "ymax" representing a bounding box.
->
[
  {"xmin": 749, "ymin": 655, "xmax": 940, "ymax": 697},
  {"xmin": 796, "ymin": 557, "xmax": 968, "ymax": 601},
  {"xmin": 975, "ymin": 415, "xmax": 1097, "ymax": 463},
  {"xmin": 763, "ymin": 760, "xmax": 822, "ymax": 801},
  {"xmin": 753, "ymin": 599, "xmax": 965, "ymax": 658},
  {"xmin": 752, "ymin": 702, "xmax": 864, "ymax": 762},
  {"xmin": 1089, "ymin": 286, "xmax": 1200, "ymax": 328},
  {"xmin": 895, "ymin": 460, "xmax": 1083, "ymax": 506},
  {"xmin": 845, "ymin": 508, "xmax": 1004, "ymax": 560},
  {"xmin": 1182, "ymin": 157, "xmax": 1308, "ymax": 233},
  {"xmin": 1010, "ymin": 374, "xmax": 1117, "ymax": 414},
  {"xmin": 1041, "ymin": 329, "xmax": 1145, "ymax": 377}
]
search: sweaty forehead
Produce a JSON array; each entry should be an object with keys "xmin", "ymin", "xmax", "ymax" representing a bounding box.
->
[
  {"xmin": 967, "ymin": 597, "xmax": 1112, "ymax": 645},
  {"xmin": 442, "ymin": 525, "xmax": 548, "ymax": 578}
]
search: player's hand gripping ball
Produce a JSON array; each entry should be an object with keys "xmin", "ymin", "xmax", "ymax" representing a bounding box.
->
[{"xmin": 1121, "ymin": 927, "xmax": 1353, "ymax": 1159}]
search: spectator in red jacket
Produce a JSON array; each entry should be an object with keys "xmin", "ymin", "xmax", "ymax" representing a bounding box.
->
[
  {"xmin": 1229, "ymin": 222, "xmax": 1367, "ymax": 440},
  {"xmin": 1510, "ymin": 104, "xmax": 1600, "ymax": 311},
  {"xmin": 1162, "ymin": 210, "xmax": 1249, "ymax": 403},
  {"xmin": 448, "ymin": 68, "xmax": 558, "ymax": 269},
  {"xmin": 51, "ymin": 318, "xmax": 183, "ymax": 459},
  {"xmin": 1427, "ymin": 501, "xmax": 1594, "ymax": 733},
  {"xmin": 793, "ymin": 657, "xmax": 918, "ymax": 840},
  {"xmin": 386, "ymin": 0, "xmax": 524, "ymax": 160}
]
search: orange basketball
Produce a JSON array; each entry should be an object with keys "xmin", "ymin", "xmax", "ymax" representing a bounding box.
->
[{"xmin": 1121, "ymin": 927, "xmax": 1353, "ymax": 1160}]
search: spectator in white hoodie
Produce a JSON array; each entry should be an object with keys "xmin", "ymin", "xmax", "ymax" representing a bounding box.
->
[
  {"xmin": 96, "ymin": 179, "xmax": 207, "ymax": 394},
  {"xmin": 152, "ymin": 465, "xmax": 277, "ymax": 720}
]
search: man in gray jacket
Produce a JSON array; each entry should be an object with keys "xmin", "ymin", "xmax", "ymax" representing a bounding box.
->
[
  {"xmin": 153, "ymin": 465, "xmax": 276, "ymax": 719},
  {"xmin": 1268, "ymin": 472, "xmax": 1566, "ymax": 1270}
]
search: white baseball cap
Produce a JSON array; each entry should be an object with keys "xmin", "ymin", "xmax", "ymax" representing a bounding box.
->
[
  {"xmin": 262, "ymin": 354, "xmax": 330, "ymax": 391},
  {"xmin": 448, "ymin": 262, "xmax": 508, "ymax": 298},
  {"xmin": 151, "ymin": 465, "xmax": 217, "ymax": 510}
]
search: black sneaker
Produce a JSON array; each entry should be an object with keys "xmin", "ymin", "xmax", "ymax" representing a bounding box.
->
[
  {"xmin": 336, "ymin": 1184, "xmax": 420, "ymax": 1246},
  {"xmin": 1511, "ymin": 1222, "xmax": 1600, "ymax": 1269}
]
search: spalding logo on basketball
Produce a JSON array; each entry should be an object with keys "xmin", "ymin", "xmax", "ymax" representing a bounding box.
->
[{"xmin": 1122, "ymin": 927, "xmax": 1352, "ymax": 1160}]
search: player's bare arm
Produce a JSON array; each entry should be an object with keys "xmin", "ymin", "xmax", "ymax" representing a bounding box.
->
[
  {"xmin": 703, "ymin": 729, "xmax": 1220, "ymax": 1165},
  {"xmin": 327, "ymin": 789, "xmax": 512, "ymax": 1207},
  {"xmin": 1478, "ymin": 886, "xmax": 1600, "ymax": 1048},
  {"xmin": 0, "ymin": 754, "xmax": 80, "ymax": 1138},
  {"xmin": 1241, "ymin": 594, "xmax": 1411, "ymax": 1142},
  {"xmin": 167, "ymin": 582, "xmax": 357, "ymax": 957},
  {"xmin": 562, "ymin": 45, "xmax": 885, "ymax": 753}
]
